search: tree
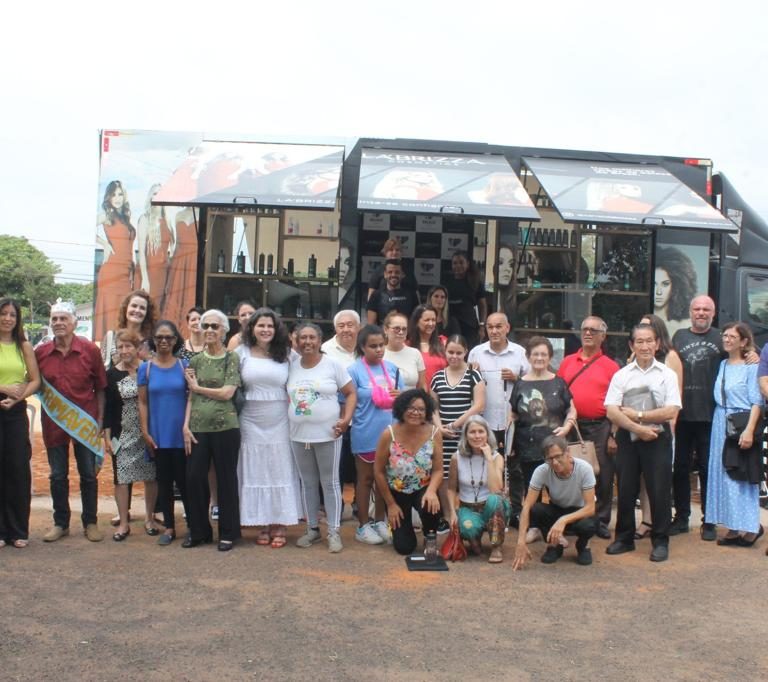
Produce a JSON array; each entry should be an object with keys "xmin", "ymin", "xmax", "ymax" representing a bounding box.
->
[
  {"xmin": 55, "ymin": 281, "xmax": 94, "ymax": 306},
  {"xmin": 0, "ymin": 235, "xmax": 60, "ymax": 323}
]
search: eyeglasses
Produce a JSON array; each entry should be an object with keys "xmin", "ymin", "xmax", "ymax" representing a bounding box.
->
[
  {"xmin": 387, "ymin": 326, "xmax": 407, "ymax": 333},
  {"xmin": 406, "ymin": 406, "xmax": 427, "ymax": 414},
  {"xmin": 154, "ymin": 335, "xmax": 176, "ymax": 342},
  {"xmin": 581, "ymin": 327, "xmax": 604, "ymax": 335},
  {"xmin": 721, "ymin": 333, "xmax": 741, "ymax": 341},
  {"xmin": 201, "ymin": 323, "xmax": 221, "ymax": 330},
  {"xmin": 545, "ymin": 453, "xmax": 566, "ymax": 464}
]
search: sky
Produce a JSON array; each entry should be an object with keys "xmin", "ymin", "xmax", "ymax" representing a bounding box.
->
[{"xmin": 1, "ymin": 0, "xmax": 766, "ymax": 283}]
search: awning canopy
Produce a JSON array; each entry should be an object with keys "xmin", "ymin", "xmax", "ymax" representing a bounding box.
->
[
  {"xmin": 357, "ymin": 148, "xmax": 540, "ymax": 220},
  {"xmin": 523, "ymin": 157, "xmax": 736, "ymax": 232},
  {"xmin": 152, "ymin": 141, "xmax": 344, "ymax": 209}
]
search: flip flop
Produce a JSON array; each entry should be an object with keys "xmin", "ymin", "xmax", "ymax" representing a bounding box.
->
[
  {"xmin": 256, "ymin": 530, "xmax": 271, "ymax": 546},
  {"xmin": 270, "ymin": 534, "xmax": 287, "ymax": 549},
  {"xmin": 12, "ymin": 539, "xmax": 29, "ymax": 548}
]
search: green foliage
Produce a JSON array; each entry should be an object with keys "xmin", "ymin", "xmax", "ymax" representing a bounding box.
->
[
  {"xmin": 0, "ymin": 235, "xmax": 60, "ymax": 322},
  {"xmin": 55, "ymin": 281, "xmax": 94, "ymax": 306}
]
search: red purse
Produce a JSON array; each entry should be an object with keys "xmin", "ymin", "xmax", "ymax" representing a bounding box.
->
[{"xmin": 439, "ymin": 526, "xmax": 467, "ymax": 562}]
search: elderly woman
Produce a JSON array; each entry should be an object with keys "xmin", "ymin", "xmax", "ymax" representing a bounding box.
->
[
  {"xmin": 183, "ymin": 309, "xmax": 241, "ymax": 551},
  {"xmin": 0, "ymin": 298, "xmax": 41, "ymax": 548},
  {"xmin": 237, "ymin": 307, "xmax": 301, "ymax": 548},
  {"xmin": 446, "ymin": 416, "xmax": 509, "ymax": 563},
  {"xmin": 706, "ymin": 322, "xmax": 765, "ymax": 547},
  {"xmin": 138, "ymin": 320, "xmax": 189, "ymax": 546},
  {"xmin": 104, "ymin": 329, "xmax": 158, "ymax": 541},
  {"xmin": 288, "ymin": 322, "xmax": 356, "ymax": 553},
  {"xmin": 374, "ymin": 389, "xmax": 443, "ymax": 555}
]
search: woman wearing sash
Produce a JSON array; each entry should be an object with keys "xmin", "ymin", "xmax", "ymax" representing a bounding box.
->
[{"xmin": 0, "ymin": 298, "xmax": 40, "ymax": 548}]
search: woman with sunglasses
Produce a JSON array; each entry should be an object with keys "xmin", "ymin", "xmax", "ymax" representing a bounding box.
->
[
  {"xmin": 383, "ymin": 311, "xmax": 425, "ymax": 391},
  {"xmin": 183, "ymin": 310, "xmax": 241, "ymax": 551},
  {"xmin": 138, "ymin": 320, "xmax": 189, "ymax": 546}
]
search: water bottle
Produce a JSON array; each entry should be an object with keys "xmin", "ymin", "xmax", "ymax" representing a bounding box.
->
[
  {"xmin": 424, "ymin": 531, "xmax": 437, "ymax": 563},
  {"xmin": 216, "ymin": 249, "xmax": 225, "ymax": 273}
]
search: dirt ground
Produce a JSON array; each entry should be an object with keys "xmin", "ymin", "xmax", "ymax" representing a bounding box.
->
[{"xmin": 11, "ymin": 416, "xmax": 768, "ymax": 681}]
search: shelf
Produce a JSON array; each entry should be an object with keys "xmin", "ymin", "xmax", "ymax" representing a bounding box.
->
[
  {"xmin": 207, "ymin": 272, "xmax": 339, "ymax": 285},
  {"xmin": 516, "ymin": 287, "xmax": 649, "ymax": 295},
  {"xmin": 517, "ymin": 245, "xmax": 577, "ymax": 252}
]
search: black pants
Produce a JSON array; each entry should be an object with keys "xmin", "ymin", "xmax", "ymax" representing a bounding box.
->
[
  {"xmin": 0, "ymin": 401, "xmax": 31, "ymax": 541},
  {"xmin": 530, "ymin": 502, "xmax": 597, "ymax": 543},
  {"xmin": 155, "ymin": 448, "xmax": 188, "ymax": 532},
  {"xmin": 391, "ymin": 487, "xmax": 440, "ymax": 556},
  {"xmin": 187, "ymin": 429, "xmax": 241, "ymax": 542},
  {"xmin": 339, "ymin": 429, "xmax": 356, "ymax": 486},
  {"xmin": 494, "ymin": 428, "xmax": 524, "ymax": 516},
  {"xmin": 615, "ymin": 429, "xmax": 672, "ymax": 547},
  {"xmin": 673, "ymin": 420, "xmax": 711, "ymax": 521},
  {"xmin": 577, "ymin": 419, "xmax": 614, "ymax": 525}
]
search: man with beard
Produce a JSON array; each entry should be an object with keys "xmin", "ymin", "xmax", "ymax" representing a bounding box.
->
[{"xmin": 366, "ymin": 260, "xmax": 418, "ymax": 325}]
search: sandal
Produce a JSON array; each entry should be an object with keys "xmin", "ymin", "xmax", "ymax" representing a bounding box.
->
[
  {"xmin": 634, "ymin": 522, "xmax": 652, "ymax": 540},
  {"xmin": 270, "ymin": 533, "xmax": 287, "ymax": 549},
  {"xmin": 256, "ymin": 529, "xmax": 271, "ymax": 546},
  {"xmin": 12, "ymin": 539, "xmax": 29, "ymax": 548},
  {"xmin": 488, "ymin": 547, "xmax": 503, "ymax": 563}
]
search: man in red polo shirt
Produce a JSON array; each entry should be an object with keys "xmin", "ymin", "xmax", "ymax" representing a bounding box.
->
[
  {"xmin": 35, "ymin": 301, "xmax": 107, "ymax": 542},
  {"xmin": 557, "ymin": 316, "xmax": 619, "ymax": 539}
]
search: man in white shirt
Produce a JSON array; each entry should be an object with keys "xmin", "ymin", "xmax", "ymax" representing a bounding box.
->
[
  {"xmin": 468, "ymin": 312, "xmax": 530, "ymax": 524},
  {"xmin": 604, "ymin": 323, "xmax": 681, "ymax": 562}
]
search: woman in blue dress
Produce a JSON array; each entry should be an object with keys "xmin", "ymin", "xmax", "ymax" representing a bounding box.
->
[{"xmin": 705, "ymin": 322, "xmax": 764, "ymax": 547}]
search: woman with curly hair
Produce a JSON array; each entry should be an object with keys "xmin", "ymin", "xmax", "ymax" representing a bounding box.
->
[
  {"xmin": 654, "ymin": 247, "xmax": 698, "ymax": 338},
  {"xmin": 95, "ymin": 180, "xmax": 137, "ymax": 339},
  {"xmin": 236, "ymin": 307, "xmax": 301, "ymax": 548},
  {"xmin": 101, "ymin": 290, "xmax": 158, "ymax": 368}
]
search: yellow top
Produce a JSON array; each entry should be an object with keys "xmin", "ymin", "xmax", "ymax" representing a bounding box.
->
[{"xmin": 0, "ymin": 342, "xmax": 27, "ymax": 386}]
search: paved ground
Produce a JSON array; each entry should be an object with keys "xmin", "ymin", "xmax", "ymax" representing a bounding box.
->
[{"xmin": 3, "ymin": 495, "xmax": 767, "ymax": 681}]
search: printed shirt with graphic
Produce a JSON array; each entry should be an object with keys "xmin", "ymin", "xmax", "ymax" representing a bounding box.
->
[
  {"xmin": 509, "ymin": 376, "xmax": 572, "ymax": 463},
  {"xmin": 386, "ymin": 425, "xmax": 435, "ymax": 494},
  {"xmin": 287, "ymin": 355, "xmax": 351, "ymax": 443},
  {"xmin": 672, "ymin": 327, "xmax": 724, "ymax": 422},
  {"xmin": 347, "ymin": 358, "xmax": 404, "ymax": 453},
  {"xmin": 188, "ymin": 351, "xmax": 241, "ymax": 433}
]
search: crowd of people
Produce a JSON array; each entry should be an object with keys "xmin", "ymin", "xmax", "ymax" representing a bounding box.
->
[{"xmin": 1, "ymin": 259, "xmax": 767, "ymax": 568}]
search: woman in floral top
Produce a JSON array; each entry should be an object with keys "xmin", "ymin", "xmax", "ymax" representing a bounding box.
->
[{"xmin": 374, "ymin": 388, "xmax": 443, "ymax": 555}]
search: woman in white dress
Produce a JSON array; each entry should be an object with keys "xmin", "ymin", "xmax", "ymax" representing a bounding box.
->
[{"xmin": 237, "ymin": 307, "xmax": 302, "ymax": 548}]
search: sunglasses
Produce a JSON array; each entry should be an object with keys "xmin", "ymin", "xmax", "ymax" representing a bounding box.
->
[
  {"xmin": 201, "ymin": 322, "xmax": 221, "ymax": 330},
  {"xmin": 154, "ymin": 334, "xmax": 176, "ymax": 342},
  {"xmin": 581, "ymin": 327, "xmax": 604, "ymax": 335}
]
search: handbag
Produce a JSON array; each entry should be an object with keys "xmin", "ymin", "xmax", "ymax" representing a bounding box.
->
[
  {"xmin": 567, "ymin": 422, "xmax": 600, "ymax": 476},
  {"xmin": 720, "ymin": 366, "xmax": 750, "ymax": 441},
  {"xmin": 363, "ymin": 358, "xmax": 395, "ymax": 409},
  {"xmin": 439, "ymin": 526, "xmax": 467, "ymax": 562}
]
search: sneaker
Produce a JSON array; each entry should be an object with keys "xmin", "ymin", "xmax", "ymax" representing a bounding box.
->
[
  {"xmin": 541, "ymin": 545, "xmax": 564, "ymax": 564},
  {"xmin": 296, "ymin": 527, "xmax": 322, "ymax": 548},
  {"xmin": 327, "ymin": 532, "xmax": 343, "ymax": 553},
  {"xmin": 668, "ymin": 517, "xmax": 689, "ymax": 536},
  {"xmin": 373, "ymin": 520, "xmax": 392, "ymax": 544},
  {"xmin": 525, "ymin": 527, "xmax": 543, "ymax": 544},
  {"xmin": 43, "ymin": 526, "xmax": 69, "ymax": 543},
  {"xmin": 355, "ymin": 523, "xmax": 384, "ymax": 545},
  {"xmin": 84, "ymin": 524, "xmax": 104, "ymax": 542},
  {"xmin": 576, "ymin": 547, "xmax": 593, "ymax": 566},
  {"xmin": 436, "ymin": 518, "xmax": 450, "ymax": 535},
  {"xmin": 210, "ymin": 506, "xmax": 219, "ymax": 521}
]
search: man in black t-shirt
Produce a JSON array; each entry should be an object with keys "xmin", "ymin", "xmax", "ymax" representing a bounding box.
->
[
  {"xmin": 671, "ymin": 295, "xmax": 723, "ymax": 540},
  {"xmin": 445, "ymin": 251, "xmax": 487, "ymax": 347},
  {"xmin": 366, "ymin": 260, "xmax": 418, "ymax": 325}
]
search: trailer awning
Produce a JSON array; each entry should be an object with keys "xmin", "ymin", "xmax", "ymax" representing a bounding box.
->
[
  {"xmin": 152, "ymin": 141, "xmax": 344, "ymax": 209},
  {"xmin": 357, "ymin": 148, "xmax": 540, "ymax": 220},
  {"xmin": 523, "ymin": 157, "xmax": 736, "ymax": 232}
]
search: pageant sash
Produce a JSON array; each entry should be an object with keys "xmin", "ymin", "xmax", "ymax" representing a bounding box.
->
[{"xmin": 38, "ymin": 379, "xmax": 104, "ymax": 465}]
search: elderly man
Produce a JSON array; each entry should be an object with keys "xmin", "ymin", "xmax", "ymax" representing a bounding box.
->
[
  {"xmin": 468, "ymin": 312, "xmax": 530, "ymax": 524},
  {"xmin": 366, "ymin": 260, "xmax": 418, "ymax": 325},
  {"xmin": 512, "ymin": 435, "xmax": 597, "ymax": 569},
  {"xmin": 557, "ymin": 316, "xmax": 619, "ymax": 539},
  {"xmin": 321, "ymin": 310, "xmax": 361, "ymax": 515},
  {"xmin": 605, "ymin": 323, "xmax": 681, "ymax": 562},
  {"xmin": 35, "ymin": 300, "xmax": 107, "ymax": 542}
]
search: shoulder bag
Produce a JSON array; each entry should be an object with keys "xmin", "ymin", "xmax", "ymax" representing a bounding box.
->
[
  {"xmin": 566, "ymin": 421, "xmax": 599, "ymax": 476},
  {"xmin": 721, "ymin": 365, "xmax": 750, "ymax": 441}
]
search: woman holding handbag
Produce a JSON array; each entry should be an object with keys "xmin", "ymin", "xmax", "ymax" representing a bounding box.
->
[
  {"xmin": 348, "ymin": 325, "xmax": 404, "ymax": 545},
  {"xmin": 705, "ymin": 322, "xmax": 764, "ymax": 547},
  {"xmin": 445, "ymin": 416, "xmax": 509, "ymax": 563}
]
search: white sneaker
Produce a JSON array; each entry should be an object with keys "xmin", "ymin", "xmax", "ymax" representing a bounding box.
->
[
  {"xmin": 525, "ymin": 527, "xmax": 543, "ymax": 544},
  {"xmin": 327, "ymin": 532, "xmax": 343, "ymax": 553},
  {"xmin": 296, "ymin": 527, "xmax": 322, "ymax": 548},
  {"xmin": 373, "ymin": 520, "xmax": 392, "ymax": 544},
  {"xmin": 355, "ymin": 522, "xmax": 384, "ymax": 545}
]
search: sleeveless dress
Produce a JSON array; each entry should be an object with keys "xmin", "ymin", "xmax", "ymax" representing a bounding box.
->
[
  {"xmin": 94, "ymin": 218, "xmax": 134, "ymax": 339},
  {"xmin": 164, "ymin": 216, "xmax": 197, "ymax": 327}
]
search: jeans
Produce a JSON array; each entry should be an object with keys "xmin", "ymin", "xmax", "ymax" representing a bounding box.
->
[
  {"xmin": 47, "ymin": 439, "xmax": 98, "ymax": 529},
  {"xmin": 391, "ymin": 487, "xmax": 441, "ymax": 556},
  {"xmin": 673, "ymin": 420, "xmax": 711, "ymax": 521}
]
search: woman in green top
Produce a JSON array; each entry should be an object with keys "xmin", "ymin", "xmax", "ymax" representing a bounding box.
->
[
  {"xmin": 183, "ymin": 309, "xmax": 241, "ymax": 551},
  {"xmin": 0, "ymin": 298, "xmax": 41, "ymax": 548}
]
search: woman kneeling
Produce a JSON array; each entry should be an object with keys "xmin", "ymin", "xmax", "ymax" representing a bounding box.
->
[
  {"xmin": 446, "ymin": 416, "xmax": 509, "ymax": 563},
  {"xmin": 374, "ymin": 389, "xmax": 442, "ymax": 555}
]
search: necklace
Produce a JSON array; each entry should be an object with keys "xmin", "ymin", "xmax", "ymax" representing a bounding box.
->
[{"xmin": 468, "ymin": 454, "xmax": 486, "ymax": 503}]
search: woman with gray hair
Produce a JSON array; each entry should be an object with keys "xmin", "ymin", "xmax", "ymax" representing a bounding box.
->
[
  {"xmin": 445, "ymin": 415, "xmax": 510, "ymax": 563},
  {"xmin": 182, "ymin": 309, "xmax": 242, "ymax": 551}
]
